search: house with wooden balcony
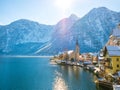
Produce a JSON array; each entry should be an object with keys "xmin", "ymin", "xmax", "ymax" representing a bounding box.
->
[{"xmin": 104, "ymin": 46, "xmax": 120, "ymax": 74}]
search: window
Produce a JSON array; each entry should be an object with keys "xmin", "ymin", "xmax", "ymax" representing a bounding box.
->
[
  {"xmin": 117, "ymin": 64, "xmax": 119, "ymax": 68},
  {"xmin": 116, "ymin": 58, "xmax": 119, "ymax": 61}
]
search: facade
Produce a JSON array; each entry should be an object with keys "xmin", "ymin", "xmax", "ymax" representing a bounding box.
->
[
  {"xmin": 67, "ymin": 50, "xmax": 75, "ymax": 61},
  {"xmin": 92, "ymin": 55, "xmax": 98, "ymax": 64},
  {"xmin": 104, "ymin": 46, "xmax": 120, "ymax": 74},
  {"xmin": 98, "ymin": 49, "xmax": 105, "ymax": 70},
  {"xmin": 101, "ymin": 24, "xmax": 120, "ymax": 74}
]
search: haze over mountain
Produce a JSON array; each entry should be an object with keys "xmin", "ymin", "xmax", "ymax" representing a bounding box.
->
[
  {"xmin": 0, "ymin": 19, "xmax": 54, "ymax": 55},
  {"xmin": 0, "ymin": 7, "xmax": 120, "ymax": 55},
  {"xmin": 69, "ymin": 7, "xmax": 120, "ymax": 52}
]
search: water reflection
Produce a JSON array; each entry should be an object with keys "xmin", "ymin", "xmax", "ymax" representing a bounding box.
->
[
  {"xmin": 56, "ymin": 65, "xmax": 97, "ymax": 90},
  {"xmin": 59, "ymin": 66, "xmax": 81, "ymax": 80},
  {"xmin": 53, "ymin": 71, "xmax": 68, "ymax": 90},
  {"xmin": 0, "ymin": 57, "xmax": 97, "ymax": 90},
  {"xmin": 73, "ymin": 66, "xmax": 80, "ymax": 79}
]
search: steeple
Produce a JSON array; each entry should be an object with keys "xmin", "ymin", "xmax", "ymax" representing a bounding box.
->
[
  {"xmin": 118, "ymin": 23, "xmax": 120, "ymax": 29},
  {"xmin": 76, "ymin": 38, "xmax": 79, "ymax": 46},
  {"xmin": 74, "ymin": 38, "xmax": 80, "ymax": 62}
]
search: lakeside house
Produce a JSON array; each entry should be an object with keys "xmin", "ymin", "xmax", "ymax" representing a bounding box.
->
[
  {"xmin": 67, "ymin": 39, "xmax": 95, "ymax": 64},
  {"xmin": 51, "ymin": 24, "xmax": 120, "ymax": 88},
  {"xmin": 103, "ymin": 46, "xmax": 120, "ymax": 74},
  {"xmin": 99, "ymin": 24, "xmax": 120, "ymax": 74},
  {"xmin": 55, "ymin": 38, "xmax": 97, "ymax": 65},
  {"xmin": 55, "ymin": 24, "xmax": 120, "ymax": 74}
]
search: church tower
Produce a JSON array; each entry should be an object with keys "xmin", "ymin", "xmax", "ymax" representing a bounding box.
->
[{"xmin": 74, "ymin": 38, "xmax": 80, "ymax": 62}]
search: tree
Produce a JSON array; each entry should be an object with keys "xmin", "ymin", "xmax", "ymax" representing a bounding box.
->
[
  {"xmin": 64, "ymin": 52, "xmax": 69, "ymax": 61},
  {"xmin": 59, "ymin": 54, "xmax": 63, "ymax": 60}
]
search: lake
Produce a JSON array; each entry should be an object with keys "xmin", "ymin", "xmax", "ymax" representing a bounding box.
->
[{"xmin": 0, "ymin": 57, "xmax": 98, "ymax": 90}]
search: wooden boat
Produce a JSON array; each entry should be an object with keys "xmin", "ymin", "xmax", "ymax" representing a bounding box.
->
[{"xmin": 95, "ymin": 78, "xmax": 113, "ymax": 90}]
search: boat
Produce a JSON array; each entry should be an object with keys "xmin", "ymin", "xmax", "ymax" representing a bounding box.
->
[
  {"xmin": 79, "ymin": 64, "xmax": 84, "ymax": 67},
  {"xmin": 56, "ymin": 60, "xmax": 66, "ymax": 65},
  {"xmin": 95, "ymin": 78, "xmax": 113, "ymax": 90},
  {"xmin": 86, "ymin": 65, "xmax": 95, "ymax": 72}
]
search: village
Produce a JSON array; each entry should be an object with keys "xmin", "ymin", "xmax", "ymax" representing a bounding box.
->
[{"xmin": 50, "ymin": 24, "xmax": 120, "ymax": 90}]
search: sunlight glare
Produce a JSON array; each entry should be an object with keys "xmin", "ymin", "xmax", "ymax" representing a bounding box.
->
[
  {"xmin": 53, "ymin": 71, "xmax": 68, "ymax": 90},
  {"xmin": 55, "ymin": 0, "xmax": 74, "ymax": 12}
]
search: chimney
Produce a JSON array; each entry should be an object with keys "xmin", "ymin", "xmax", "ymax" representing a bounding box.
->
[{"xmin": 118, "ymin": 23, "xmax": 120, "ymax": 29}]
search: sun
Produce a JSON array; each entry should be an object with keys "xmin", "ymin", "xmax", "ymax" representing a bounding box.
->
[{"xmin": 54, "ymin": 0, "xmax": 74, "ymax": 12}]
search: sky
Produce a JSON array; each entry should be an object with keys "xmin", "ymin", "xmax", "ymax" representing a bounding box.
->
[{"xmin": 0, "ymin": 0, "xmax": 120, "ymax": 25}]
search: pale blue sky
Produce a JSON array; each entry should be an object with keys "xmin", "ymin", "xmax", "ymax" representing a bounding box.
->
[{"xmin": 0, "ymin": 0, "xmax": 120, "ymax": 25}]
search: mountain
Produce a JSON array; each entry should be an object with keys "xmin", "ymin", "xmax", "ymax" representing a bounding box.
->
[
  {"xmin": 41, "ymin": 7, "xmax": 120, "ymax": 54},
  {"xmin": 51, "ymin": 14, "xmax": 79, "ymax": 53},
  {"xmin": 69, "ymin": 7, "xmax": 120, "ymax": 52},
  {"xmin": 53, "ymin": 14, "xmax": 79, "ymax": 37},
  {"xmin": 0, "ymin": 19, "xmax": 54, "ymax": 55},
  {"xmin": 35, "ymin": 14, "xmax": 79, "ymax": 55},
  {"xmin": 0, "ymin": 7, "xmax": 120, "ymax": 55}
]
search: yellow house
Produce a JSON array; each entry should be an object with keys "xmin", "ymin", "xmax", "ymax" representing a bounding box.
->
[{"xmin": 104, "ymin": 46, "xmax": 120, "ymax": 74}]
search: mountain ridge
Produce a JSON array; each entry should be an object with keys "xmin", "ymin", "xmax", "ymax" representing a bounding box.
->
[
  {"xmin": 46, "ymin": 7, "xmax": 120, "ymax": 54},
  {"xmin": 0, "ymin": 7, "xmax": 120, "ymax": 55}
]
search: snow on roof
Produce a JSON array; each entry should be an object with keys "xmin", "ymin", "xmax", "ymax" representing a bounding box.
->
[
  {"xmin": 108, "ymin": 51, "xmax": 120, "ymax": 56},
  {"xmin": 98, "ymin": 57, "xmax": 104, "ymax": 60},
  {"xmin": 67, "ymin": 50, "xmax": 74, "ymax": 55},
  {"xmin": 106, "ymin": 46, "xmax": 120, "ymax": 56},
  {"xmin": 112, "ymin": 27, "xmax": 120, "ymax": 37}
]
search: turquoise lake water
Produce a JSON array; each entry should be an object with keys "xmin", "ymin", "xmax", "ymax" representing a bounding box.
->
[{"xmin": 0, "ymin": 57, "xmax": 98, "ymax": 90}]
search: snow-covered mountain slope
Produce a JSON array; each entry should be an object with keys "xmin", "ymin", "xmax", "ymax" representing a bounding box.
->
[
  {"xmin": 0, "ymin": 7, "xmax": 120, "ymax": 55},
  {"xmin": 50, "ymin": 14, "xmax": 79, "ymax": 51},
  {"xmin": 0, "ymin": 19, "xmax": 54, "ymax": 54},
  {"xmin": 70, "ymin": 7, "xmax": 120, "ymax": 52},
  {"xmin": 45, "ymin": 7, "xmax": 120, "ymax": 54}
]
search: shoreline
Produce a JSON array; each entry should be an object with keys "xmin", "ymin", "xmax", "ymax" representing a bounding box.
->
[{"xmin": 0, "ymin": 55, "xmax": 53, "ymax": 58}]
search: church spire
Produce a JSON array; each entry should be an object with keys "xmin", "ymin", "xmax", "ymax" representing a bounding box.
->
[
  {"xmin": 76, "ymin": 38, "xmax": 79, "ymax": 46},
  {"xmin": 118, "ymin": 23, "xmax": 120, "ymax": 29},
  {"xmin": 74, "ymin": 37, "xmax": 80, "ymax": 62}
]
